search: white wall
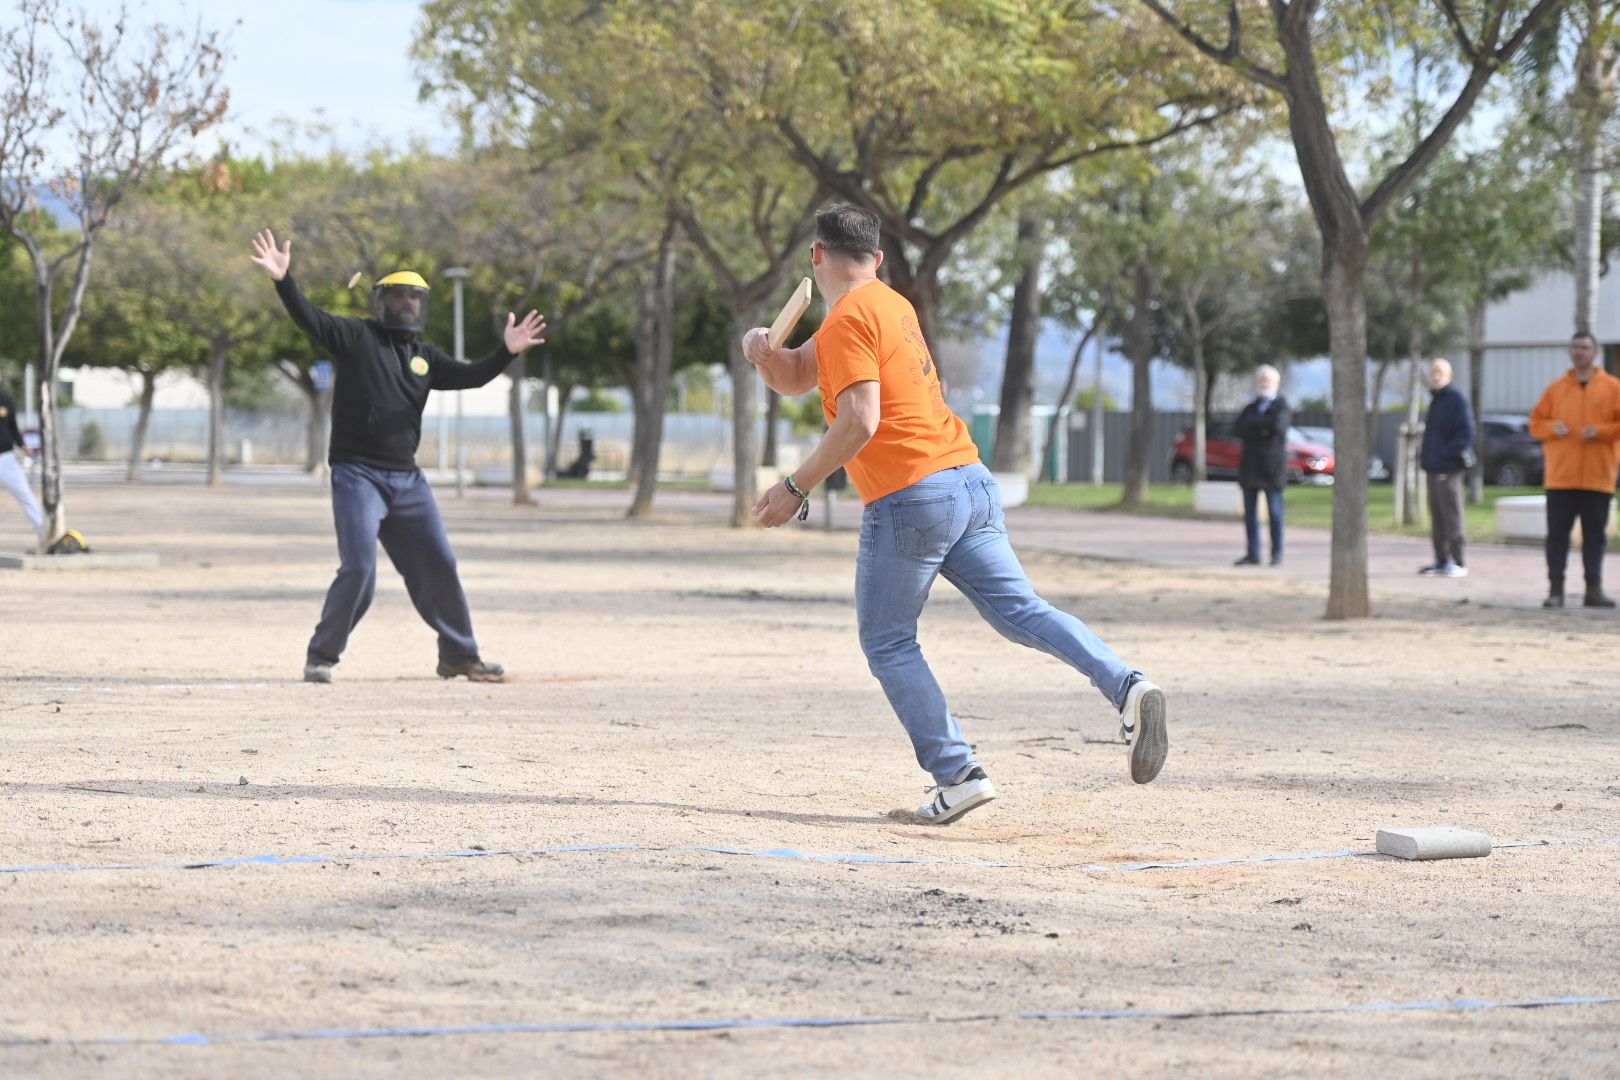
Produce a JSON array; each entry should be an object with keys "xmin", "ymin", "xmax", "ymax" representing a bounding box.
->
[
  {"xmin": 1443, "ymin": 345, "xmax": 1570, "ymax": 414},
  {"xmin": 61, "ymin": 366, "xmax": 517, "ymax": 416},
  {"xmin": 1485, "ymin": 270, "xmax": 1620, "ymax": 345}
]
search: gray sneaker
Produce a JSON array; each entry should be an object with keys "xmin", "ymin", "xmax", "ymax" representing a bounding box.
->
[
  {"xmin": 436, "ymin": 658, "xmax": 507, "ymax": 683},
  {"xmin": 303, "ymin": 662, "xmax": 332, "ymax": 684},
  {"xmin": 916, "ymin": 767, "xmax": 997, "ymax": 824},
  {"xmin": 1119, "ymin": 679, "xmax": 1168, "ymax": 784}
]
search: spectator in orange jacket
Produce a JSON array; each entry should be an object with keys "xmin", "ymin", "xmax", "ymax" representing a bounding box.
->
[{"xmin": 1529, "ymin": 331, "xmax": 1620, "ymax": 608}]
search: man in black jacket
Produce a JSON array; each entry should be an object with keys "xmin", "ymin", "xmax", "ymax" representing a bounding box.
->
[
  {"xmin": 1234, "ymin": 365, "xmax": 1290, "ymax": 566},
  {"xmin": 250, "ymin": 229, "xmax": 546, "ymax": 684},
  {"xmin": 1418, "ymin": 358, "xmax": 1475, "ymax": 578}
]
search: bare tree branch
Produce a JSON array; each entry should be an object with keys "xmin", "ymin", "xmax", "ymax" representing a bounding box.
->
[
  {"xmin": 1436, "ymin": 0, "xmax": 1482, "ymax": 62},
  {"xmin": 1361, "ymin": 0, "xmax": 1567, "ymax": 223},
  {"xmin": 1139, "ymin": 0, "xmax": 1289, "ymax": 92}
]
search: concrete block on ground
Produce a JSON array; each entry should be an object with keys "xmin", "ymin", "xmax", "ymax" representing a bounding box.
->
[
  {"xmin": 992, "ymin": 472, "xmax": 1029, "ymax": 509},
  {"xmin": 1194, "ymin": 480, "xmax": 1271, "ymax": 521},
  {"xmin": 1375, "ymin": 827, "xmax": 1492, "ymax": 861},
  {"xmin": 1496, "ymin": 495, "xmax": 1545, "ymax": 542}
]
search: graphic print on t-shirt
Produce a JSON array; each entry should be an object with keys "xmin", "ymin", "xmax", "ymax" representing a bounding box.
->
[{"xmin": 902, "ymin": 314, "xmax": 934, "ymax": 380}]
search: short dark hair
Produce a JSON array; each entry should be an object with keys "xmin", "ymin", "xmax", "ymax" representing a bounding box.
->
[
  {"xmin": 815, "ymin": 203, "xmax": 881, "ymax": 260},
  {"xmin": 1572, "ymin": 331, "xmax": 1600, "ymax": 346}
]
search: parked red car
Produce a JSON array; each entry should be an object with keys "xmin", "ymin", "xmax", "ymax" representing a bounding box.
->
[{"xmin": 1170, "ymin": 421, "xmax": 1335, "ymax": 484}]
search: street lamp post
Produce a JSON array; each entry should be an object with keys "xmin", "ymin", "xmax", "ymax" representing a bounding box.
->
[{"xmin": 443, "ymin": 267, "xmax": 470, "ymax": 497}]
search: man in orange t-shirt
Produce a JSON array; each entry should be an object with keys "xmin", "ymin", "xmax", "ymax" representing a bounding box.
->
[{"xmin": 743, "ymin": 204, "xmax": 1168, "ymax": 824}]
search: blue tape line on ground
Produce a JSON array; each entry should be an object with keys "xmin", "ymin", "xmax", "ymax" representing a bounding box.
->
[
  {"xmin": 3, "ymin": 837, "xmax": 1614, "ymax": 878},
  {"xmin": 2, "ymin": 994, "xmax": 1614, "ymax": 1049}
]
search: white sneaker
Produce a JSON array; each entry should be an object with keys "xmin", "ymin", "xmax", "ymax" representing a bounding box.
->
[
  {"xmin": 1119, "ymin": 679, "xmax": 1169, "ymax": 784},
  {"xmin": 916, "ymin": 766, "xmax": 997, "ymax": 824},
  {"xmin": 1440, "ymin": 563, "xmax": 1468, "ymax": 578}
]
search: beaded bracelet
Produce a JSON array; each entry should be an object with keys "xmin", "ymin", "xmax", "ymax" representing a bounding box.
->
[{"xmin": 784, "ymin": 473, "xmax": 810, "ymax": 521}]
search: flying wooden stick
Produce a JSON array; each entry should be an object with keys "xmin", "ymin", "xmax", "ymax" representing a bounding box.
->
[{"xmin": 767, "ymin": 277, "xmax": 814, "ymax": 350}]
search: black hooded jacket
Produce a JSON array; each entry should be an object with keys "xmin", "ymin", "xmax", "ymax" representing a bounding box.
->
[
  {"xmin": 0, "ymin": 390, "xmax": 23, "ymax": 455},
  {"xmin": 275, "ymin": 274, "xmax": 514, "ymax": 470},
  {"xmin": 1237, "ymin": 394, "xmax": 1292, "ymax": 490}
]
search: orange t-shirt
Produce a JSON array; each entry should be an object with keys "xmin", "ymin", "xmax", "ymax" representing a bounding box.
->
[{"xmin": 813, "ymin": 280, "xmax": 981, "ymax": 503}]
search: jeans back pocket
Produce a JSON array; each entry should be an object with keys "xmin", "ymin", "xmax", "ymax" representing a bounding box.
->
[{"xmin": 891, "ymin": 492, "xmax": 961, "ymax": 559}]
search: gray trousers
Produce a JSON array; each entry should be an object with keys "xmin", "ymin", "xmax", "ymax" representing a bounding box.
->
[
  {"xmin": 1426, "ymin": 470, "xmax": 1466, "ymax": 567},
  {"xmin": 307, "ymin": 461, "xmax": 481, "ymax": 667}
]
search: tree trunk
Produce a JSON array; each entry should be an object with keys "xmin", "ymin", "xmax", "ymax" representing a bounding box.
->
[
  {"xmin": 539, "ymin": 352, "xmax": 556, "ymax": 480},
  {"xmin": 1402, "ymin": 322, "xmax": 1424, "ymax": 526},
  {"xmin": 1573, "ymin": 0, "xmax": 1612, "ymax": 336},
  {"xmin": 1276, "ymin": 11, "xmax": 1378, "ymax": 618},
  {"xmin": 206, "ymin": 338, "xmax": 228, "ymax": 487},
  {"xmin": 547, "ymin": 382, "xmax": 574, "ymax": 479},
  {"xmin": 507, "ymin": 358, "xmax": 532, "ymax": 506},
  {"xmin": 127, "ymin": 366, "xmax": 156, "ymax": 483},
  {"xmin": 1183, "ymin": 287, "xmax": 1208, "ymax": 483},
  {"xmin": 762, "ymin": 389, "xmax": 780, "ymax": 468},
  {"xmin": 627, "ymin": 232, "xmax": 676, "ymax": 518},
  {"xmin": 33, "ymin": 294, "xmax": 66, "ymax": 545},
  {"xmin": 307, "ymin": 388, "xmax": 329, "ymax": 474},
  {"xmin": 1039, "ymin": 320, "xmax": 1097, "ymax": 484},
  {"xmin": 1367, "ymin": 357, "xmax": 1392, "ymax": 477},
  {"xmin": 1323, "ymin": 244, "xmax": 1372, "ymax": 620},
  {"xmin": 1121, "ymin": 261, "xmax": 1155, "ymax": 505},
  {"xmin": 274, "ymin": 360, "xmax": 325, "ymax": 473},
  {"xmin": 729, "ymin": 307, "xmax": 763, "ymax": 526},
  {"xmin": 991, "ymin": 213, "xmax": 1044, "ymax": 475},
  {"xmin": 1467, "ymin": 297, "xmax": 1487, "ymax": 504}
]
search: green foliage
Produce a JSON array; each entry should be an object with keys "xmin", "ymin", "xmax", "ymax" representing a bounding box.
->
[
  {"xmin": 571, "ymin": 388, "xmax": 625, "ymax": 413},
  {"xmin": 76, "ymin": 420, "xmax": 106, "ymax": 460},
  {"xmin": 0, "ymin": 233, "xmax": 37, "ymax": 366},
  {"xmin": 780, "ymin": 391, "xmax": 828, "ymax": 435},
  {"xmin": 1074, "ymin": 386, "xmax": 1121, "ymax": 411}
]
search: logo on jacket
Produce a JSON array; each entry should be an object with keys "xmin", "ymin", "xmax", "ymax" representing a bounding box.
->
[{"xmin": 409, "ymin": 356, "xmax": 430, "ymax": 377}]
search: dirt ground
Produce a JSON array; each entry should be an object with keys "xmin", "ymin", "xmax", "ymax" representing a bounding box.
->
[{"xmin": 1, "ymin": 483, "xmax": 1617, "ymax": 1078}]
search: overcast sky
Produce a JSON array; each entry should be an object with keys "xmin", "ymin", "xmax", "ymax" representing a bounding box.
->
[{"xmin": 77, "ymin": 0, "xmax": 456, "ymax": 154}]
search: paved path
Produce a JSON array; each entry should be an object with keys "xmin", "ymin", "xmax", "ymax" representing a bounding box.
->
[
  {"xmin": 539, "ymin": 483, "xmax": 1588, "ymax": 615},
  {"xmin": 54, "ymin": 464, "xmax": 1602, "ymax": 613}
]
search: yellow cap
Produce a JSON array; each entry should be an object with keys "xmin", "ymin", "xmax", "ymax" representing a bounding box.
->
[{"xmin": 376, "ymin": 270, "xmax": 430, "ymax": 289}]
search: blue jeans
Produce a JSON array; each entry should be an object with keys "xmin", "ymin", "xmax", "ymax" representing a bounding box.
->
[
  {"xmin": 1242, "ymin": 485, "xmax": 1285, "ymax": 561},
  {"xmin": 855, "ymin": 463, "xmax": 1138, "ymax": 784},
  {"xmin": 307, "ymin": 462, "xmax": 481, "ymax": 666}
]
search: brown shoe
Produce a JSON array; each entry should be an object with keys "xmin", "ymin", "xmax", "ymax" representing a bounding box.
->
[{"xmin": 436, "ymin": 658, "xmax": 507, "ymax": 683}]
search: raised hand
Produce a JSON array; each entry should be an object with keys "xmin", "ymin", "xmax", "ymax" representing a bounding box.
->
[
  {"xmin": 503, "ymin": 310, "xmax": 547, "ymax": 354},
  {"xmin": 742, "ymin": 327, "xmax": 778, "ymax": 367},
  {"xmin": 250, "ymin": 229, "xmax": 291, "ymax": 281}
]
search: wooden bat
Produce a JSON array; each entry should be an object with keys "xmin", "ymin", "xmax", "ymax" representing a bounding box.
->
[{"xmin": 767, "ymin": 277, "xmax": 814, "ymax": 350}]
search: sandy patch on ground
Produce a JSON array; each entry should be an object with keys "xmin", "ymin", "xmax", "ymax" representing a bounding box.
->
[{"xmin": 1, "ymin": 484, "xmax": 1616, "ymax": 1077}]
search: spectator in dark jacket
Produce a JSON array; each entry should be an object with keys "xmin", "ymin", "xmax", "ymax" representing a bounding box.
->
[
  {"xmin": 1418, "ymin": 358, "xmax": 1475, "ymax": 578},
  {"xmin": 1235, "ymin": 365, "xmax": 1291, "ymax": 566}
]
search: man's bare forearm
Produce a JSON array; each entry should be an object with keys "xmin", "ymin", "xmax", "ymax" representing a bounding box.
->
[
  {"xmin": 752, "ymin": 343, "xmax": 815, "ymax": 396},
  {"xmin": 792, "ymin": 416, "xmax": 871, "ymax": 493}
]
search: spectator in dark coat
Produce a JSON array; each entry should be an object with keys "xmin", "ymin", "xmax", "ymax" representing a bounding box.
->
[
  {"xmin": 1234, "ymin": 365, "xmax": 1290, "ymax": 566},
  {"xmin": 1418, "ymin": 358, "xmax": 1476, "ymax": 578}
]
